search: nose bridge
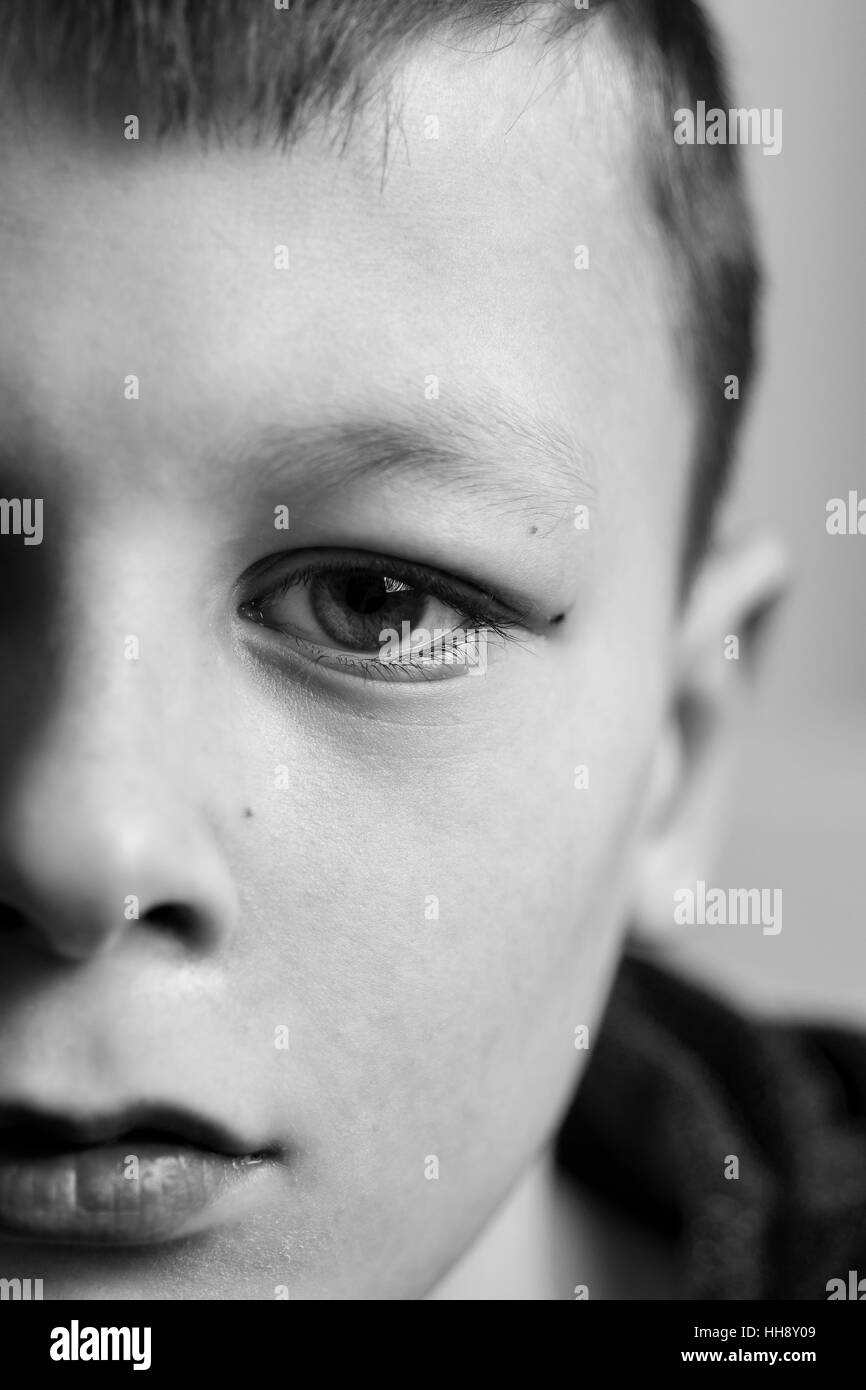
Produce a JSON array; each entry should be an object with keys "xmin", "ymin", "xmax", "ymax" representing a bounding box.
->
[
  {"xmin": 0, "ymin": 527, "xmax": 238, "ymax": 961},
  {"xmin": 24, "ymin": 526, "xmax": 194, "ymax": 792}
]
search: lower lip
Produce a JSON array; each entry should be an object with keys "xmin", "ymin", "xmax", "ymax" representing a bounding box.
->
[{"xmin": 0, "ymin": 1142, "xmax": 271, "ymax": 1245}]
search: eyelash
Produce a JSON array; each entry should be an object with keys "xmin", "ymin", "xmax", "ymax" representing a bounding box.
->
[{"xmin": 240, "ymin": 555, "xmax": 529, "ymax": 682}]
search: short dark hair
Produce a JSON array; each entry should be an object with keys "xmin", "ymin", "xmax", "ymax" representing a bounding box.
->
[{"xmin": 0, "ymin": 0, "xmax": 760, "ymax": 588}]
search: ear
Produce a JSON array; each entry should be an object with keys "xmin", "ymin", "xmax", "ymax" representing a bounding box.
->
[{"xmin": 630, "ymin": 529, "xmax": 788, "ymax": 945}]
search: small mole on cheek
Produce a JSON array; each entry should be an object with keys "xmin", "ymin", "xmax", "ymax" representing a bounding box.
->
[
  {"xmin": 529, "ymin": 525, "xmax": 538, "ymax": 535},
  {"xmin": 243, "ymin": 807, "xmax": 254, "ymax": 819}
]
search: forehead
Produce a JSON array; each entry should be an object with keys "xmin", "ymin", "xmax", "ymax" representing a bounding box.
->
[{"xmin": 0, "ymin": 28, "xmax": 690, "ymax": 535}]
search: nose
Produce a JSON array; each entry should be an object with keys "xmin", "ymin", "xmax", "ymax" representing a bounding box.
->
[{"xmin": 0, "ymin": 672, "xmax": 238, "ymax": 966}]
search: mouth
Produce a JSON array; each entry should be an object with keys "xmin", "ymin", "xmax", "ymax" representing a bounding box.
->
[{"xmin": 0, "ymin": 1103, "xmax": 276, "ymax": 1246}]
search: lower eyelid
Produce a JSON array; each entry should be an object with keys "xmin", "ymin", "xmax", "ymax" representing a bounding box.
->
[{"xmin": 245, "ymin": 620, "xmax": 523, "ymax": 683}]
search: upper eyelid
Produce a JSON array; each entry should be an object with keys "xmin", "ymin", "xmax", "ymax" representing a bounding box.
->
[{"xmin": 243, "ymin": 551, "xmax": 516, "ymax": 619}]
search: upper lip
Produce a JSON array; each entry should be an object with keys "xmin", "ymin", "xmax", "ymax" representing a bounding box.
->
[{"xmin": 0, "ymin": 1102, "xmax": 261, "ymax": 1157}]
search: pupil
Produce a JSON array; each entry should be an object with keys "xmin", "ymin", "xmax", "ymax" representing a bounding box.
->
[{"xmin": 344, "ymin": 575, "xmax": 393, "ymax": 615}]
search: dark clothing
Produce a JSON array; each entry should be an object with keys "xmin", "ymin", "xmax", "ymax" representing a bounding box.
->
[{"xmin": 555, "ymin": 952, "xmax": 866, "ymax": 1299}]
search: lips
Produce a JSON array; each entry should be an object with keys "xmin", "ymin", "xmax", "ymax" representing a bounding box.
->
[{"xmin": 0, "ymin": 1104, "xmax": 274, "ymax": 1245}]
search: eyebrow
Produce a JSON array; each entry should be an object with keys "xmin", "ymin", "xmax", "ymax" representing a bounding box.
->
[{"xmin": 228, "ymin": 389, "xmax": 597, "ymax": 522}]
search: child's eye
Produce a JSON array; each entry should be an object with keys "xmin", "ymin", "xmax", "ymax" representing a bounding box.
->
[{"xmin": 237, "ymin": 552, "xmax": 525, "ymax": 682}]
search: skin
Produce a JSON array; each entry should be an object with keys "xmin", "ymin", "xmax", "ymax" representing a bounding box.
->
[{"xmin": 0, "ymin": 24, "xmax": 782, "ymax": 1298}]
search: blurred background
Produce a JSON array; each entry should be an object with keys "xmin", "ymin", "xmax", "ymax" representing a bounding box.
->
[{"xmin": 669, "ymin": 0, "xmax": 866, "ymax": 1021}]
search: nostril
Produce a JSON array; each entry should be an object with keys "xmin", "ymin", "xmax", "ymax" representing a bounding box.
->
[{"xmin": 143, "ymin": 903, "xmax": 202, "ymax": 936}]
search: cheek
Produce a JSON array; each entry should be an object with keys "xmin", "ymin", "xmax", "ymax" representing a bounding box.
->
[
  {"xmin": 198, "ymin": 578, "xmax": 671, "ymax": 1294},
  {"xmin": 221, "ymin": 588, "xmax": 667, "ymax": 1135}
]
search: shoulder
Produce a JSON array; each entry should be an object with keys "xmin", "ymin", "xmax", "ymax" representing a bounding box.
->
[{"xmin": 555, "ymin": 952, "xmax": 866, "ymax": 1299}]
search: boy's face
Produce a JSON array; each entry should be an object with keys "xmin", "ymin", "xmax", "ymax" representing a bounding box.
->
[{"xmin": 0, "ymin": 33, "xmax": 694, "ymax": 1297}]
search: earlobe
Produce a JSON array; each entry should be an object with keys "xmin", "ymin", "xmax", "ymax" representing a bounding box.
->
[{"xmin": 629, "ymin": 528, "xmax": 788, "ymax": 946}]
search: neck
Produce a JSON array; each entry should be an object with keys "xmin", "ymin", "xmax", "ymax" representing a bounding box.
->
[{"xmin": 427, "ymin": 1146, "xmax": 676, "ymax": 1300}]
